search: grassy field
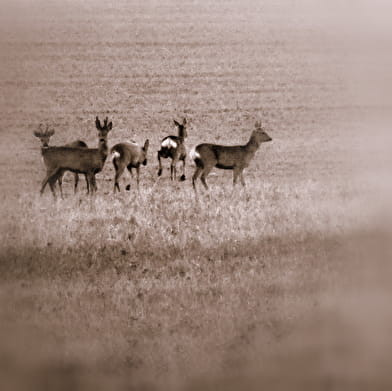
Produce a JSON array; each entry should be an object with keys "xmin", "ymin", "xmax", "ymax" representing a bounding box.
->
[{"xmin": 1, "ymin": 0, "xmax": 391, "ymax": 390}]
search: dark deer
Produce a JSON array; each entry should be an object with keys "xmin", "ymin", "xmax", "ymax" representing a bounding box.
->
[
  {"xmin": 39, "ymin": 116, "xmax": 112, "ymax": 197},
  {"xmin": 111, "ymin": 139, "xmax": 149, "ymax": 192},
  {"xmin": 34, "ymin": 124, "xmax": 89, "ymax": 196},
  {"xmin": 190, "ymin": 121, "xmax": 272, "ymax": 193},
  {"xmin": 157, "ymin": 118, "xmax": 187, "ymax": 181}
]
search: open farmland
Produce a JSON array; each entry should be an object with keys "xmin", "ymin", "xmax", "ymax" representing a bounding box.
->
[{"xmin": 1, "ymin": 1, "xmax": 391, "ymax": 390}]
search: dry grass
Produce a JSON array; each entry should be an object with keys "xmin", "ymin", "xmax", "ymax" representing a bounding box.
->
[
  {"xmin": 0, "ymin": 0, "xmax": 391, "ymax": 390},
  {"xmin": 0, "ymin": 180, "xmax": 371, "ymax": 390}
]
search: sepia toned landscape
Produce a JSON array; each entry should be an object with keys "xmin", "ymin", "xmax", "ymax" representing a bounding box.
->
[{"xmin": 0, "ymin": 1, "xmax": 391, "ymax": 390}]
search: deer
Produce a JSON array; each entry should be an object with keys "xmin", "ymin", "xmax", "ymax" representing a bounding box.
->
[
  {"xmin": 189, "ymin": 121, "xmax": 272, "ymax": 193},
  {"xmin": 110, "ymin": 139, "xmax": 150, "ymax": 192},
  {"xmin": 39, "ymin": 116, "xmax": 112, "ymax": 197},
  {"xmin": 34, "ymin": 124, "xmax": 89, "ymax": 197},
  {"xmin": 157, "ymin": 118, "xmax": 187, "ymax": 181}
]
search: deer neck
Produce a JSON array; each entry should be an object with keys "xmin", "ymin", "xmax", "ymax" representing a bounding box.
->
[
  {"xmin": 40, "ymin": 145, "xmax": 50, "ymax": 155},
  {"xmin": 98, "ymin": 139, "xmax": 109, "ymax": 161},
  {"xmin": 245, "ymin": 135, "xmax": 260, "ymax": 154},
  {"xmin": 178, "ymin": 127, "xmax": 186, "ymax": 141}
]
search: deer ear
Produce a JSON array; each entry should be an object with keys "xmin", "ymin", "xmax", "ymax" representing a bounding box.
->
[
  {"xmin": 107, "ymin": 122, "xmax": 112, "ymax": 131},
  {"xmin": 95, "ymin": 116, "xmax": 101, "ymax": 130},
  {"xmin": 173, "ymin": 120, "xmax": 180, "ymax": 127},
  {"xmin": 33, "ymin": 130, "xmax": 40, "ymax": 138},
  {"xmin": 144, "ymin": 139, "xmax": 149, "ymax": 151},
  {"xmin": 48, "ymin": 129, "xmax": 55, "ymax": 137},
  {"xmin": 183, "ymin": 118, "xmax": 187, "ymax": 125}
]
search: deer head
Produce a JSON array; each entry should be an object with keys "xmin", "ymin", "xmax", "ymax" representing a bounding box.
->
[
  {"xmin": 33, "ymin": 124, "xmax": 55, "ymax": 147},
  {"xmin": 174, "ymin": 118, "xmax": 187, "ymax": 139},
  {"xmin": 253, "ymin": 121, "xmax": 272, "ymax": 143},
  {"xmin": 95, "ymin": 116, "xmax": 112, "ymax": 148}
]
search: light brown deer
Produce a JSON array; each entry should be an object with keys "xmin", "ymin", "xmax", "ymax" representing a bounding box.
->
[
  {"xmin": 39, "ymin": 116, "xmax": 112, "ymax": 197},
  {"xmin": 34, "ymin": 124, "xmax": 89, "ymax": 197},
  {"xmin": 190, "ymin": 121, "xmax": 272, "ymax": 193},
  {"xmin": 157, "ymin": 118, "xmax": 187, "ymax": 181},
  {"xmin": 111, "ymin": 139, "xmax": 149, "ymax": 192}
]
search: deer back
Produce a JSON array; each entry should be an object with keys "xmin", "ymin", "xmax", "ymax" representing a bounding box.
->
[
  {"xmin": 194, "ymin": 127, "xmax": 271, "ymax": 169},
  {"xmin": 65, "ymin": 140, "xmax": 88, "ymax": 148},
  {"xmin": 42, "ymin": 147, "xmax": 105, "ymax": 173},
  {"xmin": 111, "ymin": 140, "xmax": 149, "ymax": 167}
]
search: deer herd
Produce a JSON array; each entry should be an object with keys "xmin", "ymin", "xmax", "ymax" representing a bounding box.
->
[{"xmin": 34, "ymin": 116, "xmax": 272, "ymax": 198}]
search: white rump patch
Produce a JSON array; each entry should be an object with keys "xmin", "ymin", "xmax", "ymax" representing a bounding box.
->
[
  {"xmin": 111, "ymin": 151, "xmax": 121, "ymax": 159},
  {"xmin": 161, "ymin": 138, "xmax": 177, "ymax": 149},
  {"xmin": 189, "ymin": 147, "xmax": 201, "ymax": 161}
]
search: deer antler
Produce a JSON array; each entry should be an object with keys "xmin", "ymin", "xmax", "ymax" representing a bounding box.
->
[
  {"xmin": 96, "ymin": 116, "xmax": 101, "ymax": 130},
  {"xmin": 42, "ymin": 124, "xmax": 54, "ymax": 136},
  {"xmin": 34, "ymin": 123, "xmax": 45, "ymax": 137}
]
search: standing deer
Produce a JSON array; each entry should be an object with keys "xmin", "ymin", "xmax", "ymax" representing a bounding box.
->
[
  {"xmin": 34, "ymin": 124, "xmax": 89, "ymax": 197},
  {"xmin": 111, "ymin": 139, "xmax": 149, "ymax": 192},
  {"xmin": 39, "ymin": 116, "xmax": 112, "ymax": 197},
  {"xmin": 157, "ymin": 118, "xmax": 187, "ymax": 181},
  {"xmin": 190, "ymin": 121, "xmax": 272, "ymax": 193}
]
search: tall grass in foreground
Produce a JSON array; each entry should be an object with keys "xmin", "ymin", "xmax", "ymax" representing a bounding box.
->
[
  {"xmin": 1, "ymin": 180, "xmax": 357, "ymax": 282},
  {"xmin": 0, "ymin": 179, "xmax": 378, "ymax": 390}
]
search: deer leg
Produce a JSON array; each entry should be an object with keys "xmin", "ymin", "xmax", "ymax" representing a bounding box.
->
[
  {"xmin": 180, "ymin": 157, "xmax": 186, "ymax": 181},
  {"xmin": 84, "ymin": 174, "xmax": 89, "ymax": 194},
  {"xmin": 200, "ymin": 165, "xmax": 213, "ymax": 190},
  {"xmin": 86, "ymin": 173, "xmax": 95, "ymax": 194},
  {"xmin": 125, "ymin": 165, "xmax": 136, "ymax": 191},
  {"xmin": 40, "ymin": 176, "xmax": 49, "ymax": 195},
  {"xmin": 52, "ymin": 170, "xmax": 66, "ymax": 198},
  {"xmin": 192, "ymin": 166, "xmax": 202, "ymax": 192},
  {"xmin": 233, "ymin": 167, "xmax": 243, "ymax": 186},
  {"xmin": 74, "ymin": 173, "xmax": 79, "ymax": 193},
  {"xmin": 49, "ymin": 180, "xmax": 57, "ymax": 199},
  {"xmin": 57, "ymin": 171, "xmax": 64, "ymax": 198},
  {"xmin": 135, "ymin": 166, "xmax": 140, "ymax": 190},
  {"xmin": 200, "ymin": 174, "xmax": 209, "ymax": 190},
  {"xmin": 113, "ymin": 163, "xmax": 125, "ymax": 193},
  {"xmin": 240, "ymin": 172, "xmax": 246, "ymax": 187},
  {"xmin": 232, "ymin": 168, "xmax": 246, "ymax": 187},
  {"xmin": 85, "ymin": 173, "xmax": 92, "ymax": 194},
  {"xmin": 200, "ymin": 162, "xmax": 215, "ymax": 191},
  {"xmin": 91, "ymin": 175, "xmax": 97, "ymax": 193},
  {"xmin": 157, "ymin": 151, "xmax": 163, "ymax": 176},
  {"xmin": 87, "ymin": 172, "xmax": 96, "ymax": 194},
  {"xmin": 40, "ymin": 169, "xmax": 59, "ymax": 195},
  {"xmin": 47, "ymin": 169, "xmax": 62, "ymax": 198},
  {"xmin": 170, "ymin": 158, "xmax": 178, "ymax": 181}
]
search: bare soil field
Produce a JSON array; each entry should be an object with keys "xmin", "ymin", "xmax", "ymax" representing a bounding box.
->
[{"xmin": 0, "ymin": 1, "xmax": 391, "ymax": 390}]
